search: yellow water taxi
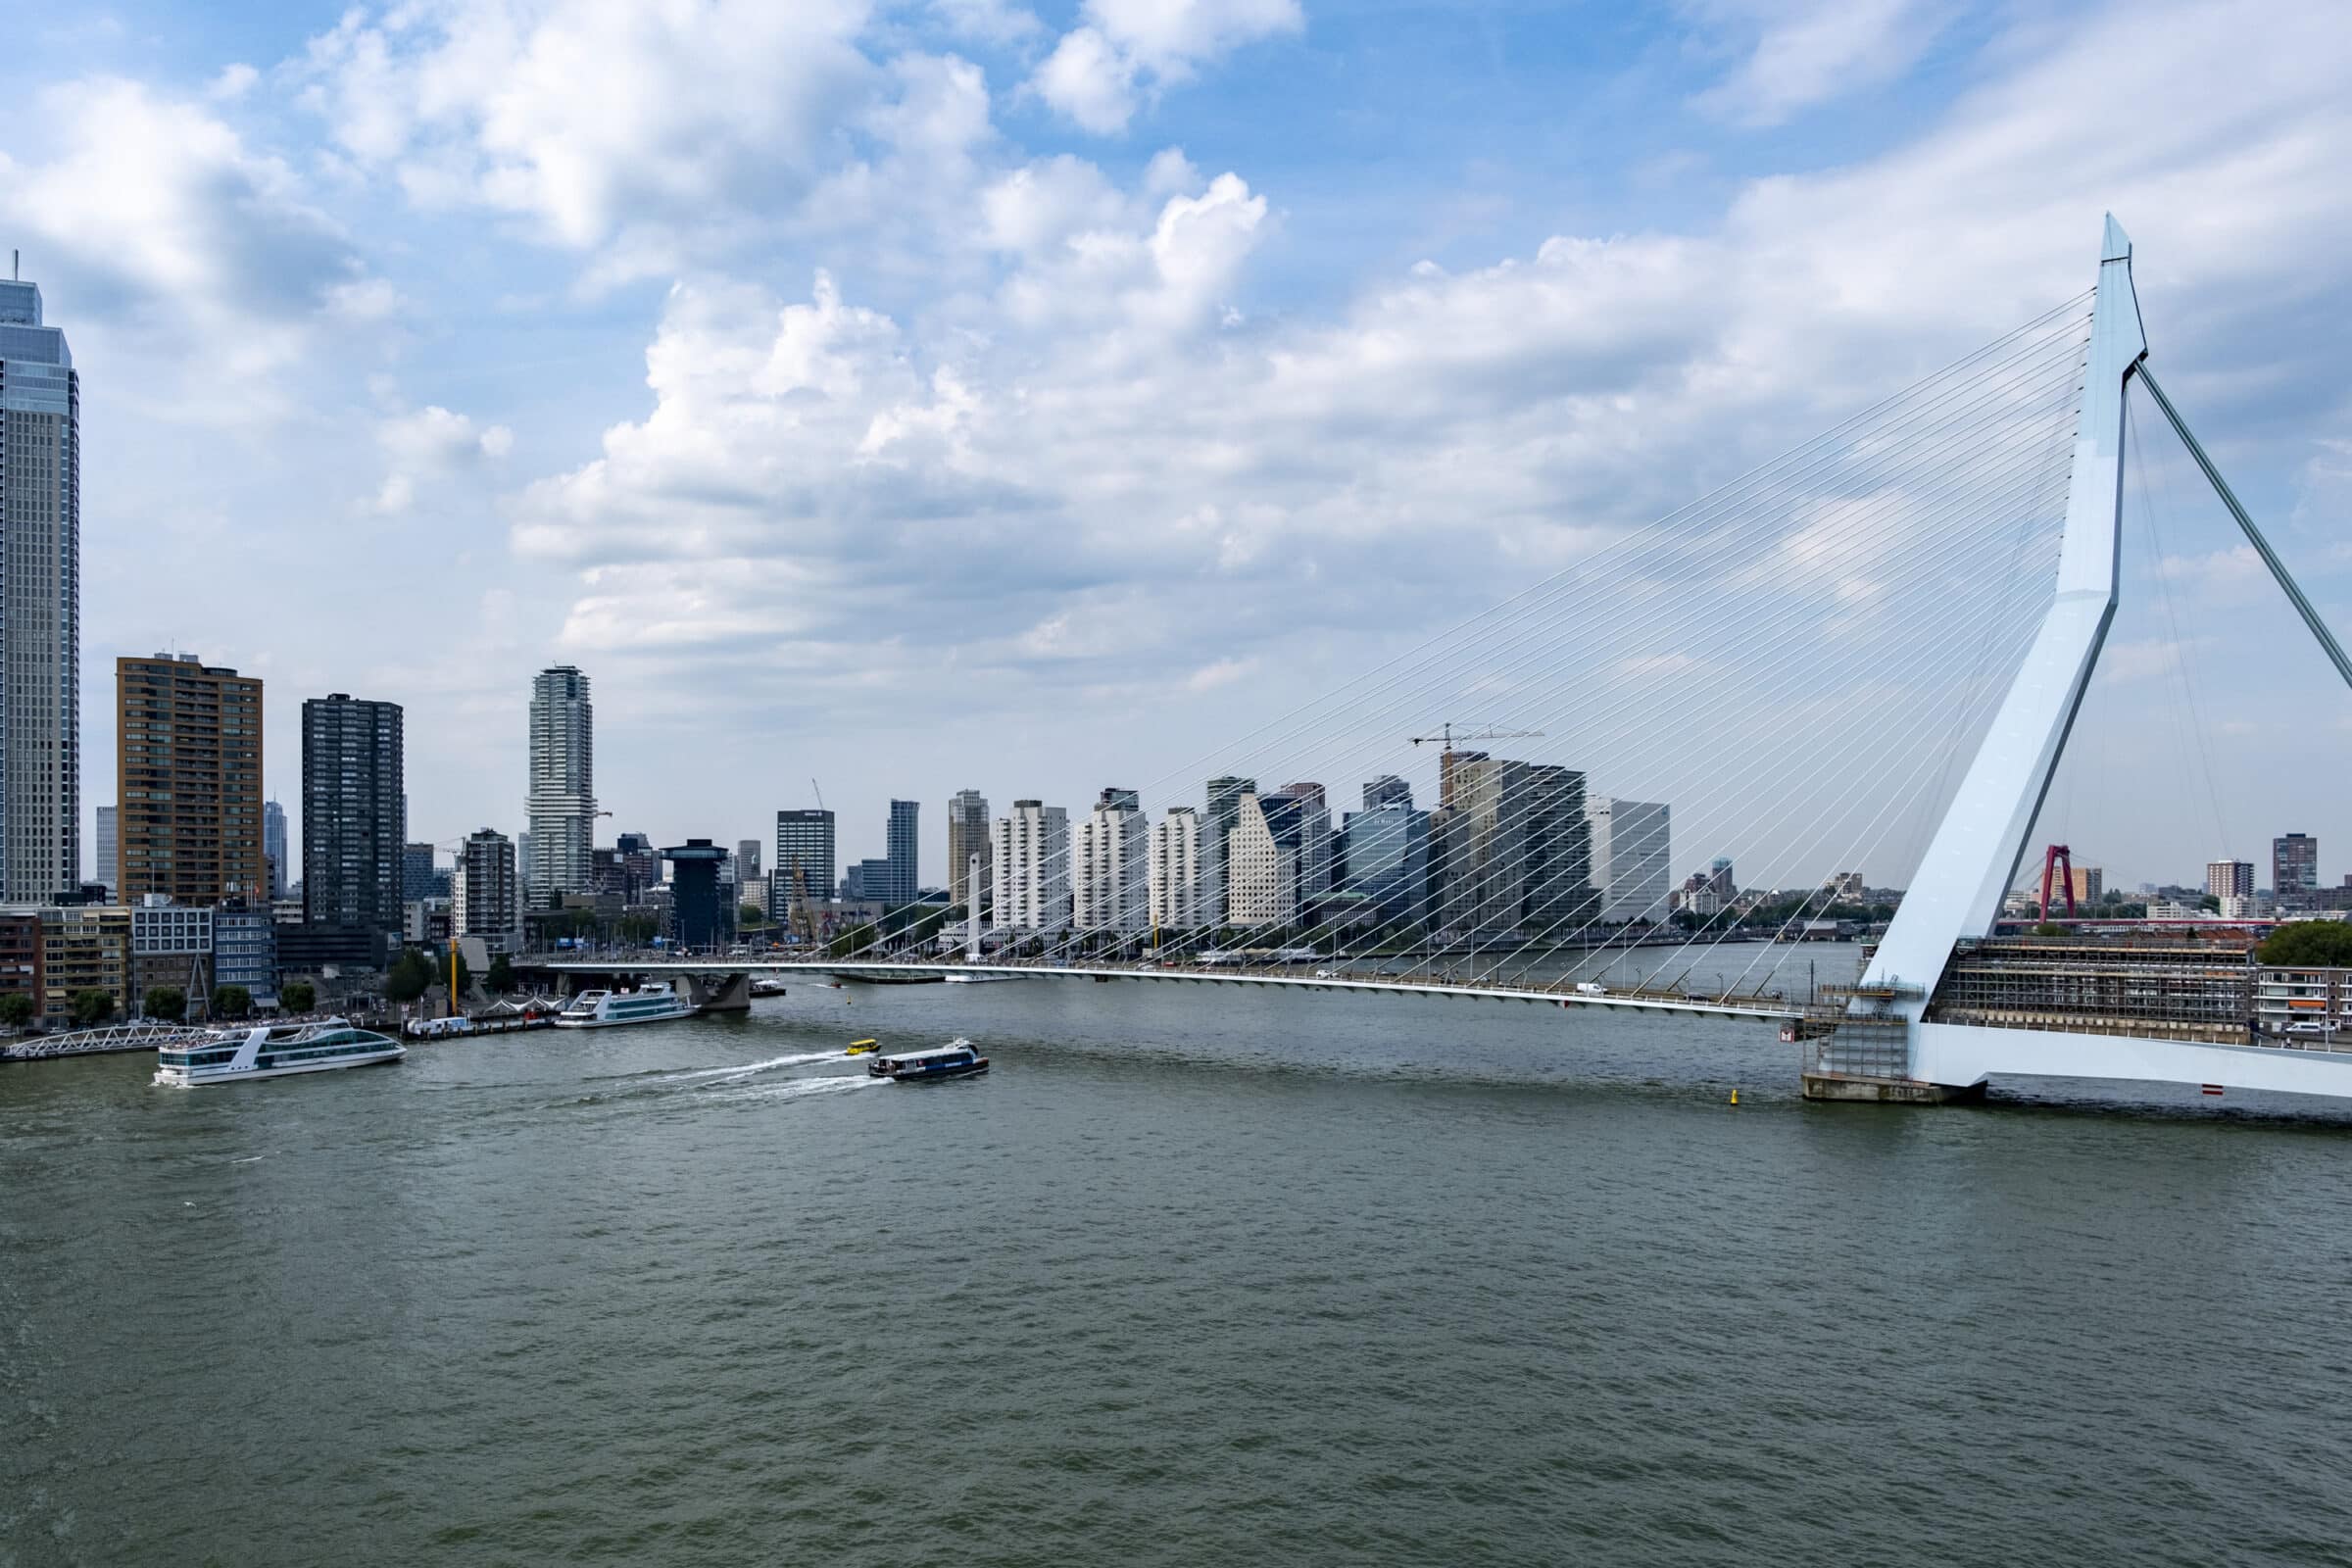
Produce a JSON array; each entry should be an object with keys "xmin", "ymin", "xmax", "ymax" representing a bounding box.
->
[{"xmin": 846, "ymin": 1039, "xmax": 880, "ymax": 1055}]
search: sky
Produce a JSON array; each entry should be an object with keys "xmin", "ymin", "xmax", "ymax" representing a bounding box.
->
[{"xmin": 4, "ymin": 0, "xmax": 2349, "ymax": 893}]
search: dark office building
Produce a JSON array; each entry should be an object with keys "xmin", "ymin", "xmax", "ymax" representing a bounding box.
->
[
  {"xmin": 402, "ymin": 842, "xmax": 439, "ymax": 905},
  {"xmin": 663, "ymin": 839, "xmax": 732, "ymax": 951},
  {"xmin": 881, "ymin": 799, "xmax": 919, "ymax": 907},
  {"xmin": 1341, "ymin": 805, "xmax": 1432, "ymax": 927},
  {"xmin": 302, "ymin": 694, "xmax": 405, "ymax": 934},
  {"xmin": 2276, "ymin": 833, "xmax": 2319, "ymax": 898}
]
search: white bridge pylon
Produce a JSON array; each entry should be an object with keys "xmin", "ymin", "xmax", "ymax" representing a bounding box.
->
[
  {"xmin": 1859, "ymin": 216, "xmax": 2352, "ymax": 1100},
  {"xmin": 1860, "ymin": 217, "xmax": 2146, "ymax": 1016}
]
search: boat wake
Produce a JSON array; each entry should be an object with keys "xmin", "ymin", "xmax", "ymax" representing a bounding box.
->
[
  {"xmin": 704, "ymin": 1074, "xmax": 882, "ymax": 1106},
  {"xmin": 624, "ymin": 1051, "xmax": 849, "ymax": 1085}
]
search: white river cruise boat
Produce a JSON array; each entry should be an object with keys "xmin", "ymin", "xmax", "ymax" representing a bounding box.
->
[
  {"xmin": 154, "ymin": 1019, "xmax": 405, "ymax": 1088},
  {"xmin": 553, "ymin": 988, "xmax": 697, "ymax": 1029}
]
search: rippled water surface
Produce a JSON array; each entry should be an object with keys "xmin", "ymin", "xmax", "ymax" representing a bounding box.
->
[{"xmin": 7, "ymin": 957, "xmax": 2352, "ymax": 1566}]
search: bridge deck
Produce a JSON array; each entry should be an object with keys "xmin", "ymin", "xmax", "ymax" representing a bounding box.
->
[{"xmin": 521, "ymin": 956, "xmax": 1804, "ymax": 1022}]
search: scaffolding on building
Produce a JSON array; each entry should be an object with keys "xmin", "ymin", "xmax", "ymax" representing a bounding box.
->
[{"xmin": 1924, "ymin": 936, "xmax": 2255, "ymax": 1046}]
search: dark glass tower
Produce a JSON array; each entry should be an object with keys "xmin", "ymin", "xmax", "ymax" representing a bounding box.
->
[{"xmin": 302, "ymin": 694, "xmax": 405, "ymax": 932}]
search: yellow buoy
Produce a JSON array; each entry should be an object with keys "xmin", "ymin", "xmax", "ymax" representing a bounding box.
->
[{"xmin": 1729, "ymin": 1089, "xmax": 1740, "ymax": 1105}]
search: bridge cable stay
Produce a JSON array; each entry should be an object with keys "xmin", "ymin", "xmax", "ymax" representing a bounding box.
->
[
  {"xmin": 2122, "ymin": 392, "xmax": 2232, "ymax": 858},
  {"xmin": 1401, "ymin": 429, "xmax": 2070, "ymax": 987},
  {"xmin": 820, "ymin": 295, "xmax": 2097, "ymax": 1004},
  {"xmin": 978, "ymin": 364, "xmax": 2079, "ymax": 987},
  {"xmin": 1695, "ymin": 466, "xmax": 2067, "ymax": 999},
  {"xmin": 1481, "ymin": 450, "xmax": 2070, "ymax": 998},
  {"xmin": 2136, "ymin": 369, "xmax": 2352, "ymax": 694},
  {"xmin": 1373, "ymin": 315, "xmax": 2097, "ymax": 992},
  {"xmin": 1298, "ymin": 308, "xmax": 2088, "ymax": 987}
]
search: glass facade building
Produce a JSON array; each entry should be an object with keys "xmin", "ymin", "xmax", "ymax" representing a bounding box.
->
[
  {"xmin": 0, "ymin": 274, "xmax": 80, "ymax": 901},
  {"xmin": 213, "ymin": 904, "xmax": 279, "ymax": 1009},
  {"xmin": 264, "ymin": 799, "xmax": 288, "ymax": 898},
  {"xmin": 880, "ymin": 799, "xmax": 919, "ymax": 907},
  {"xmin": 402, "ymin": 842, "xmax": 439, "ymax": 905},
  {"xmin": 1340, "ymin": 805, "xmax": 1431, "ymax": 928}
]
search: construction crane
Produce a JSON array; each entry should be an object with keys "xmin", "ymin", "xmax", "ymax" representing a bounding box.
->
[
  {"xmin": 1407, "ymin": 722, "xmax": 1545, "ymax": 752},
  {"xmin": 1409, "ymin": 723, "xmax": 1546, "ymax": 808},
  {"xmin": 787, "ymin": 865, "xmax": 820, "ymax": 948}
]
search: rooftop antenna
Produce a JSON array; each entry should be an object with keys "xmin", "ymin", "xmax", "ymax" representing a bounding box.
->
[{"xmin": 12, "ymin": 251, "xmax": 19, "ymax": 281}]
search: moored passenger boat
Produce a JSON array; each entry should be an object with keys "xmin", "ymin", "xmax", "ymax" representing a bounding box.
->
[
  {"xmin": 155, "ymin": 1019, "xmax": 404, "ymax": 1087},
  {"xmin": 866, "ymin": 1039, "xmax": 989, "ymax": 1081},
  {"xmin": 553, "ymin": 988, "xmax": 696, "ymax": 1029}
]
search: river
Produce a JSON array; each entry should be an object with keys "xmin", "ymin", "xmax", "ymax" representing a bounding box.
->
[{"xmin": 5, "ymin": 948, "xmax": 2350, "ymax": 1565}]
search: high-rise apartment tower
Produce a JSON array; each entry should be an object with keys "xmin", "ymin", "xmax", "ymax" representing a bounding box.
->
[
  {"xmin": 947, "ymin": 789, "xmax": 991, "ymax": 916},
  {"xmin": 302, "ymin": 694, "xmax": 405, "ymax": 932},
  {"xmin": 526, "ymin": 665, "xmax": 596, "ymax": 901},
  {"xmin": 0, "ymin": 270, "xmax": 79, "ymax": 900},
  {"xmin": 115, "ymin": 654, "xmax": 267, "ymax": 906}
]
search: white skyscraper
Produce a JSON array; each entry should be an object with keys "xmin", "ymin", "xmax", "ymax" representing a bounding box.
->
[
  {"xmin": 1588, "ymin": 798, "xmax": 1671, "ymax": 924},
  {"xmin": 1150, "ymin": 807, "xmax": 1205, "ymax": 931},
  {"xmin": 0, "ymin": 269, "xmax": 79, "ymax": 900},
  {"xmin": 1225, "ymin": 793, "xmax": 1297, "ymax": 926},
  {"xmin": 990, "ymin": 801, "xmax": 1069, "ymax": 932},
  {"xmin": 526, "ymin": 665, "xmax": 596, "ymax": 902},
  {"xmin": 1074, "ymin": 791, "xmax": 1148, "ymax": 932},
  {"xmin": 94, "ymin": 806, "xmax": 118, "ymax": 898}
]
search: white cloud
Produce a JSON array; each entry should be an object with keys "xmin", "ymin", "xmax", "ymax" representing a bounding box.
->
[
  {"xmin": 0, "ymin": 76, "xmax": 377, "ymax": 408},
  {"xmin": 208, "ymin": 63, "xmax": 260, "ymax": 101},
  {"xmin": 928, "ymin": 0, "xmax": 1043, "ymax": 46},
  {"xmin": 374, "ymin": 404, "xmax": 514, "ymax": 514},
  {"xmin": 2157, "ymin": 544, "xmax": 2263, "ymax": 586},
  {"xmin": 1089, "ymin": 0, "xmax": 1305, "ymax": 73},
  {"xmin": 1032, "ymin": 28, "xmax": 1138, "ymax": 134},
  {"xmin": 1689, "ymin": 0, "xmax": 1952, "ymax": 127},
  {"xmin": 1187, "ymin": 656, "xmax": 1258, "ymax": 690},
  {"xmin": 1031, "ymin": 0, "xmax": 1302, "ymax": 132},
  {"xmin": 296, "ymin": 0, "xmax": 877, "ymax": 257}
]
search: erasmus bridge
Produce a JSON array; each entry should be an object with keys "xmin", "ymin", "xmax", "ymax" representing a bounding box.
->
[{"xmin": 534, "ymin": 219, "xmax": 2352, "ymax": 1104}]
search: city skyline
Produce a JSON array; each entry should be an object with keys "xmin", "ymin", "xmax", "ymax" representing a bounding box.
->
[
  {"xmin": 2, "ymin": 4, "xmax": 2349, "ymax": 892},
  {"xmin": 10, "ymin": 14, "xmax": 2352, "ymax": 1558},
  {"xmin": 63, "ymin": 624, "xmax": 2352, "ymax": 911}
]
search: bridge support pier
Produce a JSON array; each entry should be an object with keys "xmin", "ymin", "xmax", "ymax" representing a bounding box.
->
[
  {"xmin": 1800, "ymin": 1071, "xmax": 1985, "ymax": 1104},
  {"xmin": 683, "ymin": 972, "xmax": 753, "ymax": 1014}
]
